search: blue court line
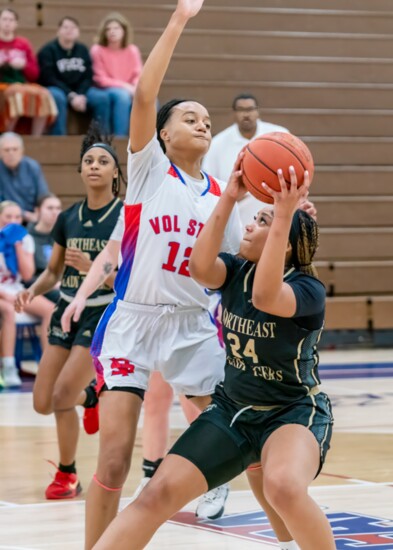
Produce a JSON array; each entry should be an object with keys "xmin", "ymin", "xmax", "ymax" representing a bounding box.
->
[{"xmin": 319, "ymin": 362, "xmax": 393, "ymax": 379}]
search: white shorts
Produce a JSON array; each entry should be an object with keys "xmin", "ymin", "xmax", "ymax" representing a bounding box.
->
[{"xmin": 92, "ymin": 300, "xmax": 225, "ymax": 396}]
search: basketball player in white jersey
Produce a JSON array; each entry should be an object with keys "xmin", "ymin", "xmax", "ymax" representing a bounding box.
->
[
  {"xmin": 62, "ymin": 1, "xmax": 303, "ymax": 549},
  {"xmin": 60, "ymin": 0, "xmax": 243, "ymax": 546}
]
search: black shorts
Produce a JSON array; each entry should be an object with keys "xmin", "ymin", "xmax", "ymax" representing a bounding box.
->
[
  {"xmin": 169, "ymin": 384, "xmax": 333, "ymax": 490},
  {"xmin": 48, "ymin": 298, "xmax": 107, "ymax": 350}
]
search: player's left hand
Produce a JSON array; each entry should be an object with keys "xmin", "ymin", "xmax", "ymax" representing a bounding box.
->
[
  {"xmin": 64, "ymin": 248, "xmax": 92, "ymax": 273},
  {"xmin": 262, "ymin": 166, "xmax": 310, "ymax": 218},
  {"xmin": 300, "ymin": 198, "xmax": 317, "ymax": 220}
]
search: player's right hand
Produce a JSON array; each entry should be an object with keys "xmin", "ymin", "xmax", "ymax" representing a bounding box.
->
[
  {"xmin": 61, "ymin": 296, "xmax": 87, "ymax": 333},
  {"xmin": 15, "ymin": 289, "xmax": 34, "ymax": 313},
  {"xmin": 226, "ymin": 150, "xmax": 247, "ymax": 202}
]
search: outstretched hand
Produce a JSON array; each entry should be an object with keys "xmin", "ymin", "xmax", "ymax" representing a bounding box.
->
[
  {"xmin": 262, "ymin": 166, "xmax": 310, "ymax": 218},
  {"xmin": 176, "ymin": 0, "xmax": 205, "ymax": 19}
]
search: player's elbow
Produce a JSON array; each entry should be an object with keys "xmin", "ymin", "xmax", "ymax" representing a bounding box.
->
[
  {"xmin": 251, "ymin": 290, "xmax": 276, "ymax": 313},
  {"xmin": 189, "ymin": 256, "xmax": 205, "ymax": 283}
]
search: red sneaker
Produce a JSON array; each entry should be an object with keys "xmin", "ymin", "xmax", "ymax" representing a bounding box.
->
[
  {"xmin": 45, "ymin": 468, "xmax": 82, "ymax": 500},
  {"xmin": 83, "ymin": 403, "xmax": 99, "ymax": 435}
]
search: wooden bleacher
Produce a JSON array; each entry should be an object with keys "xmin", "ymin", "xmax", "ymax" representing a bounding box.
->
[{"xmin": 2, "ymin": 0, "xmax": 393, "ymax": 337}]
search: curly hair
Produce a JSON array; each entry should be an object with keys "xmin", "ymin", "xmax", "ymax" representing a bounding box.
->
[{"xmin": 79, "ymin": 121, "xmax": 126, "ymax": 196}]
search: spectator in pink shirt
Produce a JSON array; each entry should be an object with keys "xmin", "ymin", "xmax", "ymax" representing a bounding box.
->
[{"xmin": 91, "ymin": 12, "xmax": 143, "ymax": 136}]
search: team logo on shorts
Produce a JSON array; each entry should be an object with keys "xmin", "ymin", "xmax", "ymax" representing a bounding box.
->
[
  {"xmin": 110, "ymin": 358, "xmax": 135, "ymax": 377},
  {"xmin": 170, "ymin": 510, "xmax": 393, "ymax": 548}
]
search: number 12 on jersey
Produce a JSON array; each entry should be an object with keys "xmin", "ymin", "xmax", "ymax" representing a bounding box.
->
[{"xmin": 162, "ymin": 241, "xmax": 192, "ymax": 277}]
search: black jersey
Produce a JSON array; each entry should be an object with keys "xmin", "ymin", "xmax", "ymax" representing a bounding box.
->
[
  {"xmin": 52, "ymin": 197, "xmax": 122, "ymax": 299},
  {"xmin": 218, "ymin": 253, "xmax": 326, "ymax": 407}
]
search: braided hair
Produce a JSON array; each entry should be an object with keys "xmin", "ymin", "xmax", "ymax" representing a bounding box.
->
[
  {"xmin": 156, "ymin": 98, "xmax": 193, "ymax": 153},
  {"xmin": 78, "ymin": 121, "xmax": 126, "ymax": 196},
  {"xmin": 288, "ymin": 209, "xmax": 319, "ymax": 278}
]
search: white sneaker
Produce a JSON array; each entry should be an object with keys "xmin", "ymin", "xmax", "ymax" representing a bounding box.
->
[
  {"xmin": 195, "ymin": 483, "xmax": 229, "ymax": 519},
  {"xmin": 3, "ymin": 365, "xmax": 22, "ymax": 388},
  {"xmin": 133, "ymin": 476, "xmax": 151, "ymax": 499}
]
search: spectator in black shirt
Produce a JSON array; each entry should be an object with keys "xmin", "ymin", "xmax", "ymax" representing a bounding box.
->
[{"xmin": 37, "ymin": 16, "xmax": 110, "ymax": 135}]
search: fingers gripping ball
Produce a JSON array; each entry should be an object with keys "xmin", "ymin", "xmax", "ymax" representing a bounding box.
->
[{"xmin": 241, "ymin": 132, "xmax": 314, "ymax": 203}]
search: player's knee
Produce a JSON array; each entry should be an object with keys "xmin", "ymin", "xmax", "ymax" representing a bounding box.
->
[
  {"xmin": 98, "ymin": 449, "xmax": 132, "ymax": 487},
  {"xmin": 263, "ymin": 471, "xmax": 303, "ymax": 512},
  {"xmin": 134, "ymin": 476, "xmax": 177, "ymax": 516},
  {"xmin": 52, "ymin": 383, "xmax": 75, "ymax": 411},
  {"xmin": 33, "ymin": 392, "xmax": 53, "ymax": 415}
]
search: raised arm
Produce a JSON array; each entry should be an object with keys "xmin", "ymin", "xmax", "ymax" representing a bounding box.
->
[
  {"xmin": 252, "ymin": 167, "xmax": 310, "ymax": 317},
  {"xmin": 130, "ymin": 0, "xmax": 205, "ymax": 152}
]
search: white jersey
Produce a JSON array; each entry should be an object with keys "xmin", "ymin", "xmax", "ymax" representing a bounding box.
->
[{"xmin": 110, "ymin": 136, "xmax": 242, "ymax": 308}]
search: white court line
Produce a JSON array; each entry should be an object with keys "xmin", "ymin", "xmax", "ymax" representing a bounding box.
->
[
  {"xmin": 0, "ymin": 501, "xmax": 20, "ymax": 507},
  {"xmin": 4, "ymin": 483, "xmax": 393, "ymax": 510},
  {"xmin": 0, "ymin": 546, "xmax": 39, "ymax": 550}
]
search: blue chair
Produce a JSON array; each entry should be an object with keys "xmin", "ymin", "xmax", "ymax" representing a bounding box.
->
[{"xmin": 15, "ymin": 312, "xmax": 42, "ymax": 371}]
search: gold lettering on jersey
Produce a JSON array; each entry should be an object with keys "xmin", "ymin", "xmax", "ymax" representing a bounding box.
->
[
  {"xmin": 227, "ymin": 355, "xmax": 246, "ymax": 371},
  {"xmin": 66, "ymin": 238, "xmax": 108, "ymax": 252},
  {"xmin": 252, "ymin": 366, "xmax": 283, "ymax": 381},
  {"xmin": 222, "ymin": 308, "xmax": 276, "ymax": 338},
  {"xmin": 63, "ymin": 275, "xmax": 81, "ymax": 289}
]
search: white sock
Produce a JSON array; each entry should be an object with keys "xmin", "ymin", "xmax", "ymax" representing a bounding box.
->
[
  {"xmin": 2, "ymin": 357, "xmax": 16, "ymax": 368},
  {"xmin": 279, "ymin": 541, "xmax": 298, "ymax": 550}
]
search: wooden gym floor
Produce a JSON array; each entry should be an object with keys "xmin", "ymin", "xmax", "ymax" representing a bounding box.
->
[{"xmin": 0, "ymin": 348, "xmax": 392, "ymax": 549}]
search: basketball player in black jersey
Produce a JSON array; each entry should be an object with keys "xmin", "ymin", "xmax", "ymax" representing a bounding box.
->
[
  {"xmin": 91, "ymin": 151, "xmax": 335, "ymax": 550},
  {"xmin": 15, "ymin": 123, "xmax": 125, "ymax": 500}
]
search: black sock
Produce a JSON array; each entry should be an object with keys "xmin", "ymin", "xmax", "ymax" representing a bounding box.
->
[
  {"xmin": 142, "ymin": 457, "xmax": 163, "ymax": 478},
  {"xmin": 59, "ymin": 462, "xmax": 77, "ymax": 474},
  {"xmin": 83, "ymin": 380, "xmax": 98, "ymax": 408}
]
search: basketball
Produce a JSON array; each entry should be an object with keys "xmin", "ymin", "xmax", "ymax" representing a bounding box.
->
[{"xmin": 241, "ymin": 132, "xmax": 314, "ymax": 204}]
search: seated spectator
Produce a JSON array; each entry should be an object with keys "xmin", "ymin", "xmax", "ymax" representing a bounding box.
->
[
  {"xmin": 91, "ymin": 12, "xmax": 142, "ymax": 136},
  {"xmin": 0, "ymin": 200, "xmax": 54, "ymax": 388},
  {"xmin": 27, "ymin": 194, "xmax": 62, "ymax": 303},
  {"xmin": 0, "ymin": 8, "xmax": 58, "ymax": 135},
  {"xmin": 0, "ymin": 132, "xmax": 50, "ymax": 224},
  {"xmin": 38, "ymin": 16, "xmax": 110, "ymax": 136}
]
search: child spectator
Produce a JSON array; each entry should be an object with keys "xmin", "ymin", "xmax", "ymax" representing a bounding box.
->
[
  {"xmin": 91, "ymin": 12, "xmax": 142, "ymax": 136},
  {"xmin": 0, "ymin": 8, "xmax": 58, "ymax": 135},
  {"xmin": 38, "ymin": 16, "xmax": 110, "ymax": 135},
  {"xmin": 0, "ymin": 201, "xmax": 54, "ymax": 387},
  {"xmin": 27, "ymin": 194, "xmax": 62, "ymax": 303}
]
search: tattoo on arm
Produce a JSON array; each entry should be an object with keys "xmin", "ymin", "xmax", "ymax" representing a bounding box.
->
[{"xmin": 103, "ymin": 262, "xmax": 112, "ymax": 275}]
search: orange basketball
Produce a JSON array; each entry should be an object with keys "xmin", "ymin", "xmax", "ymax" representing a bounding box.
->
[{"xmin": 240, "ymin": 132, "xmax": 314, "ymax": 204}]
